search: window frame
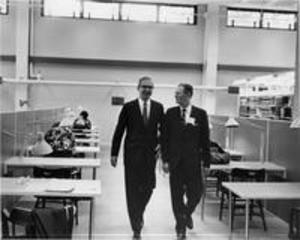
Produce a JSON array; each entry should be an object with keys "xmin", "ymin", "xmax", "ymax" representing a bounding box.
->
[
  {"xmin": 41, "ymin": 0, "xmax": 83, "ymax": 19},
  {"xmin": 227, "ymin": 7, "xmax": 262, "ymax": 29},
  {"xmin": 41, "ymin": 0, "xmax": 197, "ymax": 26},
  {"xmin": 157, "ymin": 4, "xmax": 197, "ymax": 25},
  {"xmin": 262, "ymin": 10, "xmax": 297, "ymax": 31},
  {"xmin": 227, "ymin": 7, "xmax": 297, "ymax": 31}
]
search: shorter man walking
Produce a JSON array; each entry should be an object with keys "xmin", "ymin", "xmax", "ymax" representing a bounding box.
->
[{"xmin": 162, "ymin": 83, "xmax": 210, "ymax": 239}]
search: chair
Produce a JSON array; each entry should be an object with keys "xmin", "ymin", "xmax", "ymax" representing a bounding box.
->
[
  {"xmin": 2, "ymin": 205, "xmax": 74, "ymax": 239},
  {"xmin": 219, "ymin": 168, "xmax": 267, "ymax": 231},
  {"xmin": 289, "ymin": 207, "xmax": 300, "ymax": 240}
]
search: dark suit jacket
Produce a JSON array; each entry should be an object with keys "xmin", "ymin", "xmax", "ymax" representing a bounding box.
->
[
  {"xmin": 111, "ymin": 99, "xmax": 164, "ymax": 188},
  {"xmin": 162, "ymin": 105, "xmax": 210, "ymax": 171}
]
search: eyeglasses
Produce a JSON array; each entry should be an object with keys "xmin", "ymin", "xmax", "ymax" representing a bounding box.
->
[{"xmin": 140, "ymin": 85, "xmax": 154, "ymax": 89}]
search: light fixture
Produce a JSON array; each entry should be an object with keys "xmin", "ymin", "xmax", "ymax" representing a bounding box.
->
[
  {"xmin": 225, "ymin": 117, "xmax": 240, "ymax": 151},
  {"xmin": 31, "ymin": 132, "xmax": 53, "ymax": 156},
  {"xmin": 290, "ymin": 115, "xmax": 300, "ymax": 128},
  {"xmin": 225, "ymin": 117, "xmax": 239, "ymax": 128}
]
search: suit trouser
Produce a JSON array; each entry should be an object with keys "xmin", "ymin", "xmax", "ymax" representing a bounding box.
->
[
  {"xmin": 170, "ymin": 161, "xmax": 203, "ymax": 232},
  {"xmin": 124, "ymin": 166, "xmax": 153, "ymax": 232}
]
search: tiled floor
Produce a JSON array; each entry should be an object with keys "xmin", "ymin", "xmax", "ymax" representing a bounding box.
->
[{"xmin": 72, "ymin": 149, "xmax": 290, "ymax": 240}]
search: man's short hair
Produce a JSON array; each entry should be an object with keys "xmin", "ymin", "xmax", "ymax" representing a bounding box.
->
[
  {"xmin": 138, "ymin": 76, "xmax": 152, "ymax": 88},
  {"xmin": 179, "ymin": 83, "xmax": 193, "ymax": 97}
]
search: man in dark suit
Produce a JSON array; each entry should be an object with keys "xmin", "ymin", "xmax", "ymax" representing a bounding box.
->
[
  {"xmin": 111, "ymin": 76, "xmax": 164, "ymax": 239},
  {"xmin": 162, "ymin": 83, "xmax": 210, "ymax": 240}
]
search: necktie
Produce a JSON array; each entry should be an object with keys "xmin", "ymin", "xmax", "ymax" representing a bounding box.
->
[
  {"xmin": 143, "ymin": 101, "xmax": 148, "ymax": 125},
  {"xmin": 182, "ymin": 108, "xmax": 186, "ymax": 123}
]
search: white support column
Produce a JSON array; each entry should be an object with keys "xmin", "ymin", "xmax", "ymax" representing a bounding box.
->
[
  {"xmin": 202, "ymin": 3, "xmax": 219, "ymax": 114},
  {"xmin": 293, "ymin": 0, "xmax": 300, "ymax": 120},
  {"xmin": 15, "ymin": 0, "xmax": 30, "ymax": 111}
]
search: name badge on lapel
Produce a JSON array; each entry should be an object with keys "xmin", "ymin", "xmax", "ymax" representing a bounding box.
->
[{"xmin": 186, "ymin": 116, "xmax": 196, "ymax": 126}]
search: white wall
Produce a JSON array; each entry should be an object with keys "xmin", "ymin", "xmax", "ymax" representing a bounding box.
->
[
  {"xmin": 218, "ymin": 7, "xmax": 296, "ymax": 68},
  {"xmin": 33, "ymin": 9, "xmax": 204, "ymax": 63}
]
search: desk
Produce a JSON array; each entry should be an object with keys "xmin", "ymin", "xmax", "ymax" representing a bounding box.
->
[
  {"xmin": 201, "ymin": 162, "xmax": 287, "ymax": 220},
  {"xmin": 222, "ymin": 182, "xmax": 300, "ymax": 240},
  {"xmin": 73, "ymin": 133, "xmax": 99, "ymax": 138},
  {"xmin": 210, "ymin": 161, "xmax": 287, "ymax": 178},
  {"xmin": 75, "ymin": 138, "xmax": 99, "ymax": 145},
  {"xmin": 74, "ymin": 146, "xmax": 100, "ymax": 159},
  {"xmin": 5, "ymin": 157, "xmax": 101, "ymax": 180},
  {"xmin": 225, "ymin": 149, "xmax": 244, "ymax": 160},
  {"xmin": 0, "ymin": 177, "xmax": 101, "ymax": 239}
]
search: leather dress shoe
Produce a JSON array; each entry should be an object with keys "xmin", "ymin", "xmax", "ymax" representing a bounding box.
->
[
  {"xmin": 176, "ymin": 232, "xmax": 186, "ymax": 240},
  {"xmin": 133, "ymin": 231, "xmax": 141, "ymax": 240},
  {"xmin": 186, "ymin": 216, "xmax": 193, "ymax": 229}
]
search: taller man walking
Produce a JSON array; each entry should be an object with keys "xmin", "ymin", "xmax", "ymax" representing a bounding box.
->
[{"xmin": 111, "ymin": 76, "xmax": 164, "ymax": 239}]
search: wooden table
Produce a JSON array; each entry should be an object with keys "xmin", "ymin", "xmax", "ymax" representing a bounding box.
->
[
  {"xmin": 0, "ymin": 177, "xmax": 101, "ymax": 239},
  {"xmin": 4, "ymin": 156, "xmax": 101, "ymax": 180},
  {"xmin": 222, "ymin": 182, "xmax": 300, "ymax": 240}
]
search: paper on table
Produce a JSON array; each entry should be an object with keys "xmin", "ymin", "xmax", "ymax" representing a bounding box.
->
[{"xmin": 45, "ymin": 180, "xmax": 74, "ymax": 193}]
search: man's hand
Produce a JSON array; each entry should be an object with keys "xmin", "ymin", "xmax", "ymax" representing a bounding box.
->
[
  {"xmin": 111, "ymin": 156, "xmax": 118, "ymax": 167},
  {"xmin": 204, "ymin": 167, "xmax": 210, "ymax": 176},
  {"xmin": 162, "ymin": 162, "xmax": 169, "ymax": 174}
]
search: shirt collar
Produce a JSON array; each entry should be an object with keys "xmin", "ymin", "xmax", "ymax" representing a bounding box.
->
[{"xmin": 180, "ymin": 104, "xmax": 192, "ymax": 115}]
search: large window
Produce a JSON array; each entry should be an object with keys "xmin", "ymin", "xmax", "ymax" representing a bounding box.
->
[
  {"xmin": 121, "ymin": 3, "xmax": 157, "ymax": 22},
  {"xmin": 227, "ymin": 9, "xmax": 261, "ymax": 28},
  {"xmin": 262, "ymin": 11, "xmax": 296, "ymax": 30},
  {"xmin": 83, "ymin": 1, "xmax": 119, "ymax": 20},
  {"xmin": 0, "ymin": 0, "xmax": 8, "ymax": 15},
  {"xmin": 43, "ymin": 0, "xmax": 81, "ymax": 18},
  {"xmin": 43, "ymin": 0, "xmax": 196, "ymax": 25},
  {"xmin": 159, "ymin": 5, "xmax": 195, "ymax": 24},
  {"xmin": 227, "ymin": 7, "xmax": 297, "ymax": 31}
]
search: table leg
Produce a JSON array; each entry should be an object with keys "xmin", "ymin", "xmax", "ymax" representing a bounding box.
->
[
  {"xmin": 245, "ymin": 199, "xmax": 249, "ymax": 240},
  {"xmin": 89, "ymin": 198, "xmax": 94, "ymax": 240},
  {"xmin": 92, "ymin": 167, "xmax": 96, "ymax": 180},
  {"xmin": 201, "ymin": 167, "xmax": 206, "ymax": 221},
  {"xmin": 229, "ymin": 191, "xmax": 232, "ymax": 233}
]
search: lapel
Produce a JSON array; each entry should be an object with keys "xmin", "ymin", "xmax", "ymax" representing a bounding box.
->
[
  {"xmin": 134, "ymin": 99, "xmax": 144, "ymax": 126},
  {"xmin": 148, "ymin": 100, "xmax": 154, "ymax": 124}
]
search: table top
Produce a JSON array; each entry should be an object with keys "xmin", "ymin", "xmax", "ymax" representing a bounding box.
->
[
  {"xmin": 75, "ymin": 138, "xmax": 99, "ymax": 144},
  {"xmin": 222, "ymin": 182, "xmax": 300, "ymax": 200},
  {"xmin": 210, "ymin": 161, "xmax": 286, "ymax": 172},
  {"xmin": 74, "ymin": 146, "xmax": 100, "ymax": 153},
  {"xmin": 73, "ymin": 133, "xmax": 99, "ymax": 138},
  {"xmin": 0, "ymin": 177, "xmax": 101, "ymax": 197},
  {"xmin": 224, "ymin": 149, "xmax": 243, "ymax": 156},
  {"xmin": 5, "ymin": 156, "xmax": 101, "ymax": 168}
]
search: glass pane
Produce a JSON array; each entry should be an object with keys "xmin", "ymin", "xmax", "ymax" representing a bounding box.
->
[
  {"xmin": 44, "ymin": 0, "xmax": 81, "ymax": 18},
  {"xmin": 0, "ymin": 0, "xmax": 7, "ymax": 14},
  {"xmin": 227, "ymin": 9, "xmax": 261, "ymax": 28},
  {"xmin": 121, "ymin": 3, "xmax": 157, "ymax": 22},
  {"xmin": 262, "ymin": 12, "xmax": 296, "ymax": 30},
  {"xmin": 159, "ymin": 5, "xmax": 194, "ymax": 24},
  {"xmin": 83, "ymin": 1, "xmax": 119, "ymax": 20}
]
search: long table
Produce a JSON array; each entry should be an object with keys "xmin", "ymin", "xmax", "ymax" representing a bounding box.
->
[
  {"xmin": 0, "ymin": 177, "xmax": 101, "ymax": 239},
  {"xmin": 201, "ymin": 161, "xmax": 287, "ymax": 220},
  {"xmin": 4, "ymin": 156, "xmax": 101, "ymax": 180},
  {"xmin": 74, "ymin": 146, "xmax": 100, "ymax": 159},
  {"xmin": 210, "ymin": 161, "xmax": 287, "ymax": 178},
  {"xmin": 222, "ymin": 182, "xmax": 300, "ymax": 240}
]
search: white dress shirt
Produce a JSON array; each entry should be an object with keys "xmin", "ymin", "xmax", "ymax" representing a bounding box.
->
[
  {"xmin": 138, "ymin": 98, "xmax": 151, "ymax": 119},
  {"xmin": 180, "ymin": 104, "xmax": 192, "ymax": 122}
]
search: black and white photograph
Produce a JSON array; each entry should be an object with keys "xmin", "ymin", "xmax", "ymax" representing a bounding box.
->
[{"xmin": 1, "ymin": 0, "xmax": 300, "ymax": 239}]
